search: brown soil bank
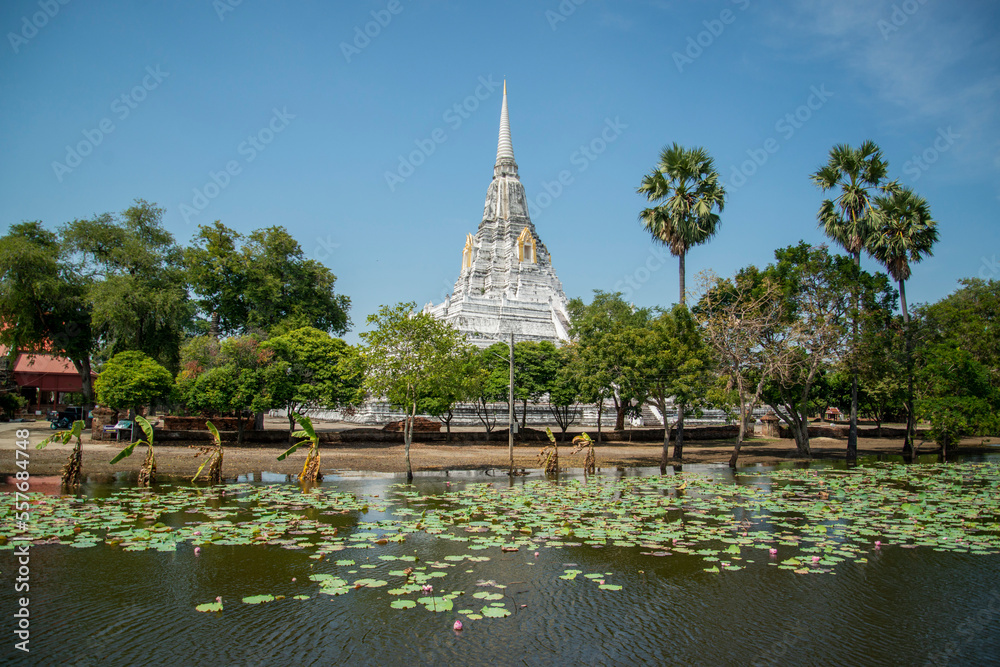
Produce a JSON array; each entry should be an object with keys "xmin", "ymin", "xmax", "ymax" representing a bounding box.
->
[{"xmin": 3, "ymin": 422, "xmax": 998, "ymax": 479}]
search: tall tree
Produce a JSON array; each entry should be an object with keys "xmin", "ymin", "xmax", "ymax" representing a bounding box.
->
[
  {"xmin": 868, "ymin": 186, "xmax": 939, "ymax": 455},
  {"xmin": 637, "ymin": 143, "xmax": 726, "ymax": 305},
  {"xmin": 640, "ymin": 304, "xmax": 713, "ymax": 468},
  {"xmin": 568, "ymin": 291, "xmax": 651, "ymax": 436},
  {"xmin": 915, "ymin": 279, "xmax": 1000, "ymax": 386},
  {"xmin": 694, "ymin": 269, "xmax": 786, "ymax": 467},
  {"xmin": 811, "ymin": 141, "xmax": 895, "ymax": 461},
  {"xmin": 360, "ymin": 302, "xmax": 471, "ymax": 481},
  {"xmin": 185, "ymin": 223, "xmax": 351, "ymax": 337},
  {"xmin": 62, "ymin": 199, "xmax": 191, "ymax": 371},
  {"xmin": 94, "ymin": 350, "xmax": 173, "ymax": 442},
  {"xmin": 0, "ymin": 222, "xmax": 95, "ymax": 412},
  {"xmin": 263, "ymin": 327, "xmax": 364, "ymax": 441}
]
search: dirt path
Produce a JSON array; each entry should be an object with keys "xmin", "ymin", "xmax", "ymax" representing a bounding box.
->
[{"xmin": 2, "ymin": 420, "xmax": 997, "ymax": 479}]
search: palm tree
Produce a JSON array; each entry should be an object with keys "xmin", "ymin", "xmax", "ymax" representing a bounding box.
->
[
  {"xmin": 637, "ymin": 143, "xmax": 726, "ymax": 305},
  {"xmin": 868, "ymin": 187, "xmax": 938, "ymax": 456},
  {"xmin": 810, "ymin": 141, "xmax": 895, "ymax": 461}
]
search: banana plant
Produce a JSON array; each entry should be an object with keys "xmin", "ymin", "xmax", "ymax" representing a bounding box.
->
[
  {"xmin": 192, "ymin": 420, "xmax": 224, "ymax": 485},
  {"xmin": 538, "ymin": 427, "xmax": 560, "ymax": 476},
  {"xmin": 109, "ymin": 415, "xmax": 157, "ymax": 487},
  {"xmin": 36, "ymin": 419, "xmax": 87, "ymax": 487},
  {"xmin": 277, "ymin": 413, "xmax": 323, "ymax": 482},
  {"xmin": 570, "ymin": 432, "xmax": 596, "ymax": 475}
]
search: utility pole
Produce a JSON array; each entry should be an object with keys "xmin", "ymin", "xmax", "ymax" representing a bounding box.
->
[{"xmin": 508, "ymin": 331, "xmax": 514, "ymax": 476}]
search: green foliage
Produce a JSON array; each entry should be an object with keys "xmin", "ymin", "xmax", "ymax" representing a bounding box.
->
[
  {"xmin": 0, "ymin": 392, "xmax": 27, "ymax": 418},
  {"xmin": 62, "ymin": 200, "xmax": 191, "ymax": 371},
  {"xmin": 361, "ymin": 303, "xmax": 472, "ymax": 416},
  {"xmin": 567, "ymin": 291, "xmax": 651, "ymax": 422},
  {"xmin": 262, "ymin": 327, "xmax": 363, "ymax": 419},
  {"xmin": 277, "ymin": 412, "xmax": 323, "ymax": 482},
  {"xmin": 109, "ymin": 415, "xmax": 158, "ymax": 486},
  {"xmin": 917, "ymin": 346, "xmax": 1000, "ymax": 448},
  {"xmin": 179, "ymin": 336, "xmax": 288, "ymax": 441},
  {"xmin": 915, "ymin": 279, "xmax": 1000, "ymax": 386},
  {"xmin": 95, "ymin": 351, "xmax": 173, "ymax": 413},
  {"xmin": 185, "ymin": 223, "xmax": 350, "ymax": 337},
  {"xmin": 0, "ymin": 221, "xmax": 94, "ymax": 399},
  {"xmin": 641, "ymin": 304, "xmax": 713, "ymax": 419},
  {"xmin": 637, "ymin": 143, "xmax": 726, "ymax": 302}
]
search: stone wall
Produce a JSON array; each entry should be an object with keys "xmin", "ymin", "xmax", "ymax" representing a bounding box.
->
[{"xmin": 162, "ymin": 416, "xmax": 257, "ymax": 431}]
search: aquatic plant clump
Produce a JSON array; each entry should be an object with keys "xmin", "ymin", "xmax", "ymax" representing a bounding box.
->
[{"xmin": 2, "ymin": 463, "xmax": 999, "ymax": 614}]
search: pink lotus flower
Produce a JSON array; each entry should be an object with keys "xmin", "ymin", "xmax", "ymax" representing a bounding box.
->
[
  {"xmin": 769, "ymin": 548, "xmax": 778, "ymax": 556},
  {"xmin": 875, "ymin": 540, "xmax": 882, "ymax": 549},
  {"xmin": 194, "ymin": 547, "xmax": 201, "ymax": 556},
  {"xmin": 422, "ymin": 584, "xmax": 433, "ymax": 593},
  {"xmin": 291, "ymin": 577, "xmax": 296, "ymax": 582},
  {"xmin": 811, "ymin": 556, "xmax": 820, "ymax": 563},
  {"xmin": 453, "ymin": 620, "xmax": 463, "ymax": 631},
  {"xmin": 192, "ymin": 531, "xmax": 201, "ymax": 536},
  {"xmin": 534, "ymin": 552, "xmax": 539, "ymax": 558}
]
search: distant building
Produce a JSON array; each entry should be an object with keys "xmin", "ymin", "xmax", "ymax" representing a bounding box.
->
[
  {"xmin": 424, "ymin": 82, "xmax": 571, "ymax": 346},
  {"xmin": 0, "ymin": 346, "xmax": 88, "ymax": 413}
]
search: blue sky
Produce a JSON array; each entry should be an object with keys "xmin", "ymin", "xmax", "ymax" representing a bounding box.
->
[{"xmin": 2, "ymin": 0, "xmax": 998, "ymax": 344}]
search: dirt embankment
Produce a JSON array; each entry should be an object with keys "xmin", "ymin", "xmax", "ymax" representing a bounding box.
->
[{"xmin": 2, "ymin": 420, "xmax": 997, "ymax": 479}]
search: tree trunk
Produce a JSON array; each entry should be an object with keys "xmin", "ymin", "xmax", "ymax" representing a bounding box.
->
[
  {"xmin": 596, "ymin": 399, "xmax": 603, "ymax": 444},
  {"xmin": 72, "ymin": 357, "xmax": 94, "ymax": 426},
  {"xmin": 659, "ymin": 405, "xmax": 672, "ymax": 474},
  {"xmin": 288, "ymin": 410, "xmax": 296, "ymax": 444},
  {"xmin": 210, "ymin": 311, "xmax": 220, "ymax": 339},
  {"xmin": 672, "ymin": 406, "xmax": 685, "ymax": 460},
  {"xmin": 445, "ymin": 408, "xmax": 453, "ymax": 443},
  {"xmin": 847, "ymin": 250, "xmax": 860, "ymax": 462},
  {"xmin": 404, "ymin": 401, "xmax": 415, "ymax": 482},
  {"xmin": 729, "ymin": 382, "xmax": 747, "ymax": 468},
  {"xmin": 237, "ymin": 413, "xmax": 245, "ymax": 445},
  {"xmin": 615, "ymin": 400, "xmax": 627, "ymax": 431},
  {"xmin": 679, "ymin": 251, "xmax": 686, "ymax": 305},
  {"xmin": 521, "ymin": 398, "xmax": 527, "ymax": 430},
  {"xmin": 900, "ymin": 279, "xmax": 915, "ymax": 458}
]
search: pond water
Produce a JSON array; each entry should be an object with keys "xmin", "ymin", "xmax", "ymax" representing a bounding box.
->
[{"xmin": 3, "ymin": 458, "xmax": 1000, "ymax": 666}]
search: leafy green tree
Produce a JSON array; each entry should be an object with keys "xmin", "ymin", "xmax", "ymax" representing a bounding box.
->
[
  {"xmin": 182, "ymin": 335, "xmax": 289, "ymax": 444},
  {"xmin": 62, "ymin": 199, "xmax": 191, "ymax": 371},
  {"xmin": 0, "ymin": 222, "xmax": 95, "ymax": 412},
  {"xmin": 637, "ymin": 143, "xmax": 726, "ymax": 304},
  {"xmin": 360, "ymin": 302, "xmax": 471, "ymax": 481},
  {"xmin": 186, "ymin": 223, "xmax": 350, "ymax": 337},
  {"xmin": 419, "ymin": 346, "xmax": 480, "ymax": 442},
  {"xmin": 513, "ymin": 340, "xmax": 560, "ymax": 429},
  {"xmin": 761, "ymin": 244, "xmax": 855, "ymax": 457},
  {"xmin": 263, "ymin": 327, "xmax": 364, "ymax": 440},
  {"xmin": 694, "ymin": 268, "xmax": 785, "ymax": 466},
  {"xmin": 94, "ymin": 351, "xmax": 173, "ymax": 441},
  {"xmin": 640, "ymin": 304, "xmax": 713, "ymax": 467},
  {"xmin": 547, "ymin": 346, "xmax": 581, "ymax": 439},
  {"xmin": 915, "ymin": 279, "xmax": 1000, "ymax": 386},
  {"xmin": 917, "ymin": 345, "xmax": 1000, "ymax": 455},
  {"xmin": 469, "ymin": 343, "xmax": 510, "ymax": 441},
  {"xmin": 568, "ymin": 291, "xmax": 651, "ymax": 438},
  {"xmin": 868, "ymin": 186, "xmax": 939, "ymax": 454},
  {"xmin": 811, "ymin": 141, "xmax": 896, "ymax": 459}
]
